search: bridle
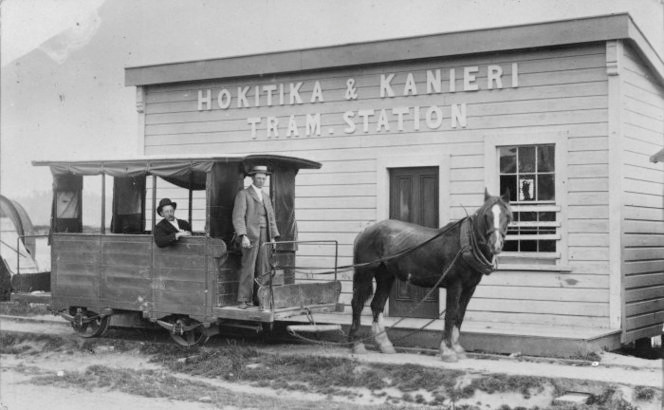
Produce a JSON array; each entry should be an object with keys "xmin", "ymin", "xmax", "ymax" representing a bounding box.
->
[{"xmin": 473, "ymin": 198, "xmax": 511, "ymax": 253}]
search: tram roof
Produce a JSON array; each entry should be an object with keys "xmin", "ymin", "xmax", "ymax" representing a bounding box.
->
[{"xmin": 32, "ymin": 154, "xmax": 321, "ymax": 177}]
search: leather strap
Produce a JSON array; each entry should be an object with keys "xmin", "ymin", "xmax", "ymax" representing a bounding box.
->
[{"xmin": 460, "ymin": 217, "xmax": 495, "ymax": 275}]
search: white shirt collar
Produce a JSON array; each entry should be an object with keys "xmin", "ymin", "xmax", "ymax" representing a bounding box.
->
[
  {"xmin": 168, "ymin": 219, "xmax": 180, "ymax": 231},
  {"xmin": 251, "ymin": 184, "xmax": 263, "ymax": 202}
]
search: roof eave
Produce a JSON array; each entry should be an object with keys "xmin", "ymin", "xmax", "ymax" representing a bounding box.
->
[{"xmin": 124, "ymin": 13, "xmax": 663, "ymax": 87}]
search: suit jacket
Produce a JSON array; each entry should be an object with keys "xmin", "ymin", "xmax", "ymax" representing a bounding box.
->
[
  {"xmin": 232, "ymin": 187, "xmax": 280, "ymax": 243},
  {"xmin": 154, "ymin": 218, "xmax": 192, "ymax": 248}
]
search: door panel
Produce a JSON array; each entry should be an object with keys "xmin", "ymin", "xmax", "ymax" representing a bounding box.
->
[{"xmin": 388, "ymin": 167, "xmax": 439, "ymax": 318}]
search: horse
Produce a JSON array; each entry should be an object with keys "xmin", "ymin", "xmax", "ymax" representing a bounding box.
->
[{"xmin": 348, "ymin": 189, "xmax": 512, "ymax": 362}]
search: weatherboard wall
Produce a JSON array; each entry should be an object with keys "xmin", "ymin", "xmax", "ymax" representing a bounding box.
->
[
  {"xmin": 620, "ymin": 42, "xmax": 664, "ymax": 343},
  {"xmin": 138, "ymin": 43, "xmax": 614, "ymax": 329}
]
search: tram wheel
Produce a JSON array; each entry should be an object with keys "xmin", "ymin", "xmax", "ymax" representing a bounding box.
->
[
  {"xmin": 69, "ymin": 307, "xmax": 111, "ymax": 338},
  {"xmin": 163, "ymin": 317, "xmax": 209, "ymax": 347}
]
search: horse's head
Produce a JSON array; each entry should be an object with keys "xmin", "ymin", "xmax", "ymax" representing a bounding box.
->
[{"xmin": 476, "ymin": 188, "xmax": 513, "ymax": 255}]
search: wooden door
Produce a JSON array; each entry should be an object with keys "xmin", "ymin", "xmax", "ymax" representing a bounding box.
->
[{"xmin": 388, "ymin": 167, "xmax": 439, "ymax": 318}]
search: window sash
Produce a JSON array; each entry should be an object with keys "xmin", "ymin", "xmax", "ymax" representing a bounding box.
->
[
  {"xmin": 506, "ymin": 233, "xmax": 560, "ymax": 241},
  {"xmin": 506, "ymin": 198, "xmax": 560, "ymax": 248},
  {"xmin": 509, "ymin": 204, "xmax": 560, "ymax": 212},
  {"xmin": 485, "ymin": 132, "xmax": 568, "ymax": 266},
  {"xmin": 499, "ymin": 251, "xmax": 561, "ymax": 259}
]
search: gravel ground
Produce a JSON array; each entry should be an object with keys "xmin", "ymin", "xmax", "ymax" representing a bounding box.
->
[{"xmin": 1, "ymin": 313, "xmax": 662, "ymax": 409}]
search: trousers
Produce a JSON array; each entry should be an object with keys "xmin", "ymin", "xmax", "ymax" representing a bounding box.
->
[{"xmin": 237, "ymin": 227, "xmax": 270, "ymax": 303}]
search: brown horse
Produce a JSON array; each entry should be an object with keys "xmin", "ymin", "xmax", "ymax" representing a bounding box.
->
[{"xmin": 348, "ymin": 189, "xmax": 512, "ymax": 362}]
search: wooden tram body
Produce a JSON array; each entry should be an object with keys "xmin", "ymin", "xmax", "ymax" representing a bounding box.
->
[{"xmin": 34, "ymin": 155, "xmax": 342, "ymax": 345}]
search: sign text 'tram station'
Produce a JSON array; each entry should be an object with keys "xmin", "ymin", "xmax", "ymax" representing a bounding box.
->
[{"xmin": 196, "ymin": 63, "xmax": 519, "ymax": 139}]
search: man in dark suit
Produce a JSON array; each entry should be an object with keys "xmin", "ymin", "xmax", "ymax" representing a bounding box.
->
[
  {"xmin": 232, "ymin": 165, "xmax": 280, "ymax": 308},
  {"xmin": 154, "ymin": 198, "xmax": 192, "ymax": 248}
]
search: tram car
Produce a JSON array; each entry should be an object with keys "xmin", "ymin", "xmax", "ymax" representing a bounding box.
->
[{"xmin": 33, "ymin": 155, "xmax": 342, "ymax": 346}]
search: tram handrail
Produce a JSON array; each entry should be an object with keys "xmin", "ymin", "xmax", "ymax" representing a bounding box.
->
[
  {"xmin": 257, "ymin": 240, "xmax": 339, "ymax": 311},
  {"xmin": 263, "ymin": 239, "xmax": 339, "ymax": 282}
]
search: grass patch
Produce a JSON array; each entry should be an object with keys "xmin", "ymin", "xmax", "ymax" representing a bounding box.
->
[
  {"xmin": 32, "ymin": 365, "xmax": 212, "ymax": 398},
  {"xmin": 634, "ymin": 385, "xmax": 656, "ymax": 401},
  {"xmin": 27, "ymin": 365, "xmax": 390, "ymax": 410},
  {"xmin": 150, "ymin": 342, "xmax": 465, "ymax": 405},
  {"xmin": 0, "ymin": 332, "xmax": 137, "ymax": 355},
  {"xmin": 586, "ymin": 387, "xmax": 639, "ymax": 410},
  {"xmin": 1, "ymin": 333, "xmax": 67, "ymax": 354},
  {"xmin": 0, "ymin": 301, "xmax": 51, "ymax": 316},
  {"xmin": 150, "ymin": 344, "xmax": 664, "ymax": 408},
  {"xmin": 457, "ymin": 374, "xmax": 546, "ymax": 399},
  {"xmin": 148, "ymin": 342, "xmax": 496, "ymax": 406},
  {"xmin": 4, "ymin": 332, "xmax": 661, "ymax": 408}
]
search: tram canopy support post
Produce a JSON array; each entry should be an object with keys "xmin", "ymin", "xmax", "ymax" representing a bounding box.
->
[
  {"xmin": 151, "ymin": 175, "xmax": 157, "ymax": 231},
  {"xmin": 188, "ymin": 172, "xmax": 193, "ymax": 226},
  {"xmin": 100, "ymin": 174, "xmax": 106, "ymax": 234}
]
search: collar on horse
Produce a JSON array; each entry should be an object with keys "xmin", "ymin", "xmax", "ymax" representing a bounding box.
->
[{"xmin": 460, "ymin": 216, "xmax": 496, "ymax": 275}]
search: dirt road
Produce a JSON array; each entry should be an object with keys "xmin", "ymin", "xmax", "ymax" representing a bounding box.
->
[{"xmin": 1, "ymin": 314, "xmax": 662, "ymax": 409}]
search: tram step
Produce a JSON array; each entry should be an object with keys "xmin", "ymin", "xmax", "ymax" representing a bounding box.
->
[
  {"xmin": 258, "ymin": 281, "xmax": 341, "ymax": 310},
  {"xmin": 286, "ymin": 324, "xmax": 342, "ymax": 333}
]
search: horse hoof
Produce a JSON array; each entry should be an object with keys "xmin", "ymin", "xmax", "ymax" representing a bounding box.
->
[
  {"xmin": 379, "ymin": 344, "xmax": 396, "ymax": 354},
  {"xmin": 440, "ymin": 352, "xmax": 458, "ymax": 363},
  {"xmin": 352, "ymin": 343, "xmax": 368, "ymax": 355},
  {"xmin": 453, "ymin": 346, "xmax": 467, "ymax": 360}
]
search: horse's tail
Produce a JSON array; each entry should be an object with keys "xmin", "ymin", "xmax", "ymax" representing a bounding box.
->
[
  {"xmin": 349, "ymin": 225, "xmax": 378, "ymax": 342},
  {"xmin": 351, "ymin": 224, "xmax": 379, "ymax": 307}
]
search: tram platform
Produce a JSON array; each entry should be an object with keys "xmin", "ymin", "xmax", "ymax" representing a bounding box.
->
[{"xmin": 285, "ymin": 312, "xmax": 622, "ymax": 358}]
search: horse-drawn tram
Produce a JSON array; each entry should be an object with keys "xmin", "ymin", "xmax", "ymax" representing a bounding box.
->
[{"xmin": 33, "ymin": 155, "xmax": 342, "ymax": 346}]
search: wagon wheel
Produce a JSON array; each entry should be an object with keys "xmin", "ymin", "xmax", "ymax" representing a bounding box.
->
[
  {"xmin": 70, "ymin": 307, "xmax": 111, "ymax": 338},
  {"xmin": 165, "ymin": 317, "xmax": 209, "ymax": 347}
]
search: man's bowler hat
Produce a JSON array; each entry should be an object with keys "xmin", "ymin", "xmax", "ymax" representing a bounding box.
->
[{"xmin": 157, "ymin": 198, "xmax": 177, "ymax": 216}]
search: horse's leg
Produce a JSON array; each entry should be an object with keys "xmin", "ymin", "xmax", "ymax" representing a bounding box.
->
[
  {"xmin": 451, "ymin": 285, "xmax": 477, "ymax": 359},
  {"xmin": 440, "ymin": 280, "xmax": 462, "ymax": 362},
  {"xmin": 348, "ymin": 266, "xmax": 375, "ymax": 354},
  {"xmin": 370, "ymin": 265, "xmax": 396, "ymax": 354}
]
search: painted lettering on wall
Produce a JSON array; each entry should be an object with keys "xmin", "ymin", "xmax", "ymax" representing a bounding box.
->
[{"xmin": 196, "ymin": 63, "xmax": 519, "ymax": 139}]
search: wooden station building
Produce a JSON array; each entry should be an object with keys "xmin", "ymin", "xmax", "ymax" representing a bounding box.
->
[{"xmin": 124, "ymin": 14, "xmax": 664, "ymax": 355}]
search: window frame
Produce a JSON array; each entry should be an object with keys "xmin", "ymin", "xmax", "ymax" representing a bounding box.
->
[{"xmin": 484, "ymin": 131, "xmax": 569, "ymax": 271}]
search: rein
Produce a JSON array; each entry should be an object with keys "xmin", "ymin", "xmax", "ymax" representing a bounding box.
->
[
  {"xmin": 267, "ymin": 218, "xmax": 465, "ymax": 277},
  {"xmin": 265, "ymin": 199, "xmax": 508, "ymax": 277}
]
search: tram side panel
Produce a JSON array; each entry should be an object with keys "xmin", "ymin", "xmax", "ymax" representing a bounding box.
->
[
  {"xmin": 51, "ymin": 234, "xmax": 102, "ymax": 312},
  {"xmin": 100, "ymin": 235, "xmax": 152, "ymax": 312},
  {"xmin": 52, "ymin": 235, "xmax": 214, "ymax": 319},
  {"xmin": 152, "ymin": 237, "xmax": 208, "ymax": 318}
]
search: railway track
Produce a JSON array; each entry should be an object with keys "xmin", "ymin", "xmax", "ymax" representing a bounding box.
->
[
  {"xmin": 0, "ymin": 313, "xmax": 339, "ymax": 349},
  {"xmin": 0, "ymin": 313, "xmax": 603, "ymax": 368}
]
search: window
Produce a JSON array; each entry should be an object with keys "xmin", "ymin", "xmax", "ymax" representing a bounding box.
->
[{"xmin": 498, "ymin": 144, "xmax": 560, "ymax": 255}]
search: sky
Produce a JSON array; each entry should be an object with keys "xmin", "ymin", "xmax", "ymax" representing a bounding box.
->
[{"xmin": 2, "ymin": 0, "xmax": 663, "ymax": 211}]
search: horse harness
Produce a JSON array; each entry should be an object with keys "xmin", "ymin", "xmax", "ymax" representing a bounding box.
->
[
  {"xmin": 460, "ymin": 199, "xmax": 507, "ymax": 276},
  {"xmin": 459, "ymin": 216, "xmax": 495, "ymax": 275}
]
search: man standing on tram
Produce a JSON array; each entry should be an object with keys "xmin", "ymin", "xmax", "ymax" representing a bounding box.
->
[{"xmin": 232, "ymin": 165, "xmax": 280, "ymax": 309}]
